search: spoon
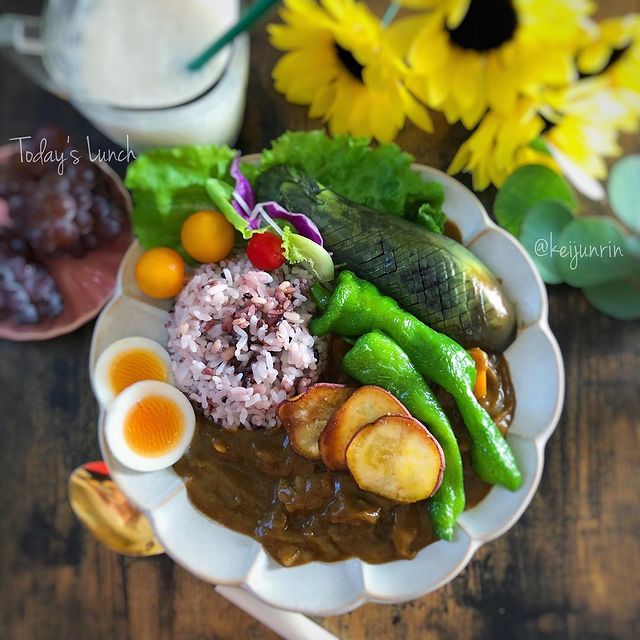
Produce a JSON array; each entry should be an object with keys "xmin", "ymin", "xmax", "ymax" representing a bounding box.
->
[
  {"xmin": 68, "ymin": 461, "xmax": 164, "ymax": 556},
  {"xmin": 68, "ymin": 461, "xmax": 339, "ymax": 640}
]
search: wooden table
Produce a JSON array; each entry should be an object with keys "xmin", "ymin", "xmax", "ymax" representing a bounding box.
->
[{"xmin": 1, "ymin": 1, "xmax": 639, "ymax": 638}]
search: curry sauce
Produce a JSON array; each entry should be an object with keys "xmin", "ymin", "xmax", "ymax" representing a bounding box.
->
[{"xmin": 174, "ymin": 353, "xmax": 514, "ymax": 566}]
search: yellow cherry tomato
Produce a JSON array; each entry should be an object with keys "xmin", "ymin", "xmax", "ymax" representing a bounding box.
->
[
  {"xmin": 180, "ymin": 210, "xmax": 235, "ymax": 263},
  {"xmin": 135, "ymin": 247, "xmax": 185, "ymax": 299}
]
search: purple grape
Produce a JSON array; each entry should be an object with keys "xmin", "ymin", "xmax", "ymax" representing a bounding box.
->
[
  {"xmin": 75, "ymin": 162, "xmax": 97, "ymax": 188},
  {"xmin": 0, "ymin": 231, "xmax": 64, "ymax": 324},
  {"xmin": 32, "ymin": 124, "xmax": 68, "ymax": 155},
  {"xmin": 51, "ymin": 221, "xmax": 80, "ymax": 250},
  {"xmin": 44, "ymin": 192, "xmax": 76, "ymax": 222},
  {"xmin": 0, "ymin": 126, "xmax": 129, "ymax": 325},
  {"xmin": 3, "ymin": 127, "xmax": 127, "ymax": 261},
  {"xmin": 70, "ymin": 184, "xmax": 92, "ymax": 208},
  {"xmin": 81, "ymin": 232, "xmax": 99, "ymax": 252},
  {"xmin": 91, "ymin": 195, "xmax": 123, "ymax": 240},
  {"xmin": 74, "ymin": 207, "xmax": 94, "ymax": 236},
  {"xmin": 39, "ymin": 173, "xmax": 71, "ymax": 195}
]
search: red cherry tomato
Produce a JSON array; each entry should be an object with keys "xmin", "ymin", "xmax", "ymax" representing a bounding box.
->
[{"xmin": 246, "ymin": 232, "xmax": 285, "ymax": 270}]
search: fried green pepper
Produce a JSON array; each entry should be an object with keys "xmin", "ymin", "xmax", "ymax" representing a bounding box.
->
[
  {"xmin": 310, "ymin": 271, "xmax": 522, "ymax": 491},
  {"xmin": 342, "ymin": 330, "xmax": 465, "ymax": 540}
]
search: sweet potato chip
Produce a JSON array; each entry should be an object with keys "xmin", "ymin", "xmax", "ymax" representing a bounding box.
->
[
  {"xmin": 319, "ymin": 386, "xmax": 410, "ymax": 471},
  {"xmin": 277, "ymin": 383, "xmax": 356, "ymax": 459},
  {"xmin": 346, "ymin": 415, "xmax": 444, "ymax": 503}
]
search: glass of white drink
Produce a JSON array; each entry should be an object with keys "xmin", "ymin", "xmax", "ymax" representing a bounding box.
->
[{"xmin": 0, "ymin": 0, "xmax": 250, "ymax": 150}]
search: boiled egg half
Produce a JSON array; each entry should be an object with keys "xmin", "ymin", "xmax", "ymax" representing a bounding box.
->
[
  {"xmin": 93, "ymin": 337, "xmax": 173, "ymax": 407},
  {"xmin": 105, "ymin": 380, "xmax": 195, "ymax": 472}
]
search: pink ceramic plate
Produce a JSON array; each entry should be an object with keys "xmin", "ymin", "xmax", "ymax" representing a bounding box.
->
[{"xmin": 0, "ymin": 144, "xmax": 132, "ymax": 342}]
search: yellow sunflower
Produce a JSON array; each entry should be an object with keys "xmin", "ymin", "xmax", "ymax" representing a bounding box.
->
[
  {"xmin": 393, "ymin": 0, "xmax": 594, "ymax": 129},
  {"xmin": 268, "ymin": 0, "xmax": 432, "ymax": 142},
  {"xmin": 542, "ymin": 74, "xmax": 640, "ymax": 180},
  {"xmin": 577, "ymin": 14, "xmax": 639, "ymax": 78},
  {"xmin": 394, "ymin": 0, "xmax": 471, "ymax": 29},
  {"xmin": 449, "ymin": 74, "xmax": 638, "ymax": 193},
  {"xmin": 576, "ymin": 13, "xmax": 640, "ymax": 115},
  {"xmin": 448, "ymin": 98, "xmax": 550, "ymax": 190}
]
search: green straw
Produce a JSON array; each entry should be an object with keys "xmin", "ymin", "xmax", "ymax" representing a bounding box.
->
[
  {"xmin": 187, "ymin": 0, "xmax": 280, "ymax": 71},
  {"xmin": 382, "ymin": 2, "xmax": 400, "ymax": 26}
]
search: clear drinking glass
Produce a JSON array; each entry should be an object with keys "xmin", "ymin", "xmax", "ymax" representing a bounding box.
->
[{"xmin": 0, "ymin": 0, "xmax": 250, "ymax": 150}]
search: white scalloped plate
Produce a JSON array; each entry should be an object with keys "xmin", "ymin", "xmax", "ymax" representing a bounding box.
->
[{"xmin": 90, "ymin": 162, "xmax": 564, "ymax": 616}]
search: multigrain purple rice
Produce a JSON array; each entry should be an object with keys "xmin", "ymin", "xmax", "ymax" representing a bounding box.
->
[{"xmin": 166, "ymin": 251, "xmax": 326, "ymax": 429}]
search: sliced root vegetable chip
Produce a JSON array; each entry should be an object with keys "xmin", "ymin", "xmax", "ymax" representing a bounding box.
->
[
  {"xmin": 277, "ymin": 383, "xmax": 356, "ymax": 459},
  {"xmin": 346, "ymin": 415, "xmax": 444, "ymax": 503},
  {"xmin": 319, "ymin": 385, "xmax": 411, "ymax": 471}
]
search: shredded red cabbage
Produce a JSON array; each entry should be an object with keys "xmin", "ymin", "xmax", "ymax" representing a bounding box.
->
[
  {"xmin": 230, "ymin": 157, "xmax": 324, "ymax": 245},
  {"xmin": 258, "ymin": 201, "xmax": 324, "ymax": 246},
  {"xmin": 230, "ymin": 156, "xmax": 260, "ymax": 229}
]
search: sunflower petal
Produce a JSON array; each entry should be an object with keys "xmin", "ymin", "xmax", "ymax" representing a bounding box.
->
[
  {"xmin": 309, "ymin": 83, "xmax": 335, "ymax": 119},
  {"xmin": 460, "ymin": 97, "xmax": 487, "ymax": 129},
  {"xmin": 347, "ymin": 97, "xmax": 372, "ymax": 138},
  {"xmin": 578, "ymin": 43, "xmax": 613, "ymax": 75},
  {"xmin": 272, "ymin": 48, "xmax": 337, "ymax": 103},
  {"xmin": 448, "ymin": 142, "xmax": 472, "ymax": 176},
  {"xmin": 327, "ymin": 76, "xmax": 359, "ymax": 135},
  {"xmin": 369, "ymin": 92, "xmax": 403, "ymax": 142},
  {"xmin": 386, "ymin": 14, "xmax": 430, "ymax": 57},
  {"xmin": 269, "ymin": 24, "xmax": 331, "ymax": 50},
  {"xmin": 446, "ymin": 0, "xmax": 471, "ymax": 29},
  {"xmin": 398, "ymin": 86, "xmax": 433, "ymax": 132}
]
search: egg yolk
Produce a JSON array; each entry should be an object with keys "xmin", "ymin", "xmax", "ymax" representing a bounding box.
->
[
  {"xmin": 109, "ymin": 349, "xmax": 167, "ymax": 396},
  {"xmin": 124, "ymin": 396, "xmax": 184, "ymax": 457}
]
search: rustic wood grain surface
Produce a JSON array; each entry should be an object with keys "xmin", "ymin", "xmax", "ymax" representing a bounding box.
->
[{"xmin": 1, "ymin": 1, "xmax": 639, "ymax": 639}]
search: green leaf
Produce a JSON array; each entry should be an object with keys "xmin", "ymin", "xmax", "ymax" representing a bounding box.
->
[
  {"xmin": 519, "ymin": 200, "xmax": 574, "ymax": 284},
  {"xmin": 205, "ymin": 178, "xmax": 257, "ymax": 240},
  {"xmin": 415, "ymin": 202, "xmax": 446, "ymax": 233},
  {"xmin": 495, "ymin": 164, "xmax": 577, "ymax": 237},
  {"xmin": 583, "ymin": 279, "xmax": 640, "ymax": 320},
  {"xmin": 125, "ymin": 145, "xmax": 236, "ymax": 194},
  {"xmin": 281, "ymin": 226, "xmax": 334, "ymax": 282},
  {"xmin": 626, "ymin": 234, "xmax": 640, "ymax": 260},
  {"xmin": 259, "ymin": 130, "xmax": 444, "ymax": 218},
  {"xmin": 528, "ymin": 137, "xmax": 553, "ymax": 156},
  {"xmin": 556, "ymin": 217, "xmax": 630, "ymax": 287},
  {"xmin": 130, "ymin": 184, "xmax": 219, "ymax": 257},
  {"xmin": 608, "ymin": 155, "xmax": 640, "ymax": 233},
  {"xmin": 239, "ymin": 161, "xmax": 260, "ymax": 185},
  {"xmin": 125, "ymin": 145, "xmax": 237, "ymax": 252}
]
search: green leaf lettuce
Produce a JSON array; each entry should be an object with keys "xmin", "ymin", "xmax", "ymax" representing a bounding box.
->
[
  {"xmin": 125, "ymin": 145, "xmax": 237, "ymax": 253},
  {"xmin": 281, "ymin": 226, "xmax": 334, "ymax": 282},
  {"xmin": 259, "ymin": 130, "xmax": 444, "ymax": 219}
]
